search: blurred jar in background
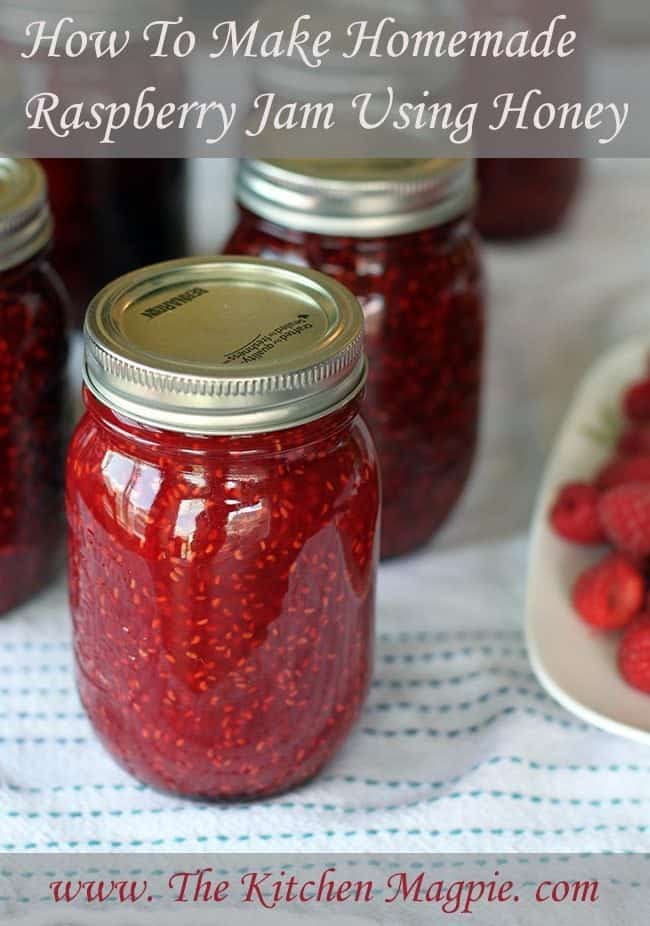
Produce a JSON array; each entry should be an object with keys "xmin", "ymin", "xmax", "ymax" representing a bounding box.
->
[
  {"xmin": 477, "ymin": 159, "xmax": 583, "ymax": 240},
  {"xmin": 0, "ymin": 2, "xmax": 188, "ymax": 324},
  {"xmin": 41, "ymin": 159, "xmax": 188, "ymax": 326},
  {"xmin": 225, "ymin": 159, "xmax": 485, "ymax": 560},
  {"xmin": 219, "ymin": 1, "xmax": 483, "ymax": 559},
  {"xmin": 40, "ymin": 160, "xmax": 95, "ymax": 316},
  {"xmin": 0, "ymin": 159, "xmax": 69, "ymax": 614},
  {"xmin": 468, "ymin": 0, "xmax": 590, "ymax": 239}
]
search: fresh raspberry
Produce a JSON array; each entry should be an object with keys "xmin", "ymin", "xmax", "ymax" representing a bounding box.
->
[
  {"xmin": 618, "ymin": 615, "xmax": 650, "ymax": 693},
  {"xmin": 572, "ymin": 553, "xmax": 644, "ymax": 630},
  {"xmin": 596, "ymin": 455, "xmax": 650, "ymax": 491},
  {"xmin": 549, "ymin": 482, "xmax": 606, "ymax": 544},
  {"xmin": 599, "ymin": 483, "xmax": 650, "ymax": 556},
  {"xmin": 624, "ymin": 378, "xmax": 650, "ymax": 423},
  {"xmin": 617, "ymin": 424, "xmax": 650, "ymax": 457}
]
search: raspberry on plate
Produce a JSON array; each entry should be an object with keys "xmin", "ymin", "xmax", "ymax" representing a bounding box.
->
[
  {"xmin": 624, "ymin": 378, "xmax": 650, "ymax": 423},
  {"xmin": 599, "ymin": 483, "xmax": 650, "ymax": 557},
  {"xmin": 596, "ymin": 455, "xmax": 650, "ymax": 491},
  {"xmin": 618, "ymin": 615, "xmax": 650, "ymax": 694},
  {"xmin": 549, "ymin": 482, "xmax": 606, "ymax": 545},
  {"xmin": 617, "ymin": 423, "xmax": 650, "ymax": 456},
  {"xmin": 572, "ymin": 552, "xmax": 645, "ymax": 630}
]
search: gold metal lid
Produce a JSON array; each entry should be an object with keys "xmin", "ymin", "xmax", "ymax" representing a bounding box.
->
[
  {"xmin": 83, "ymin": 256, "xmax": 366, "ymax": 435},
  {"xmin": 0, "ymin": 159, "xmax": 52, "ymax": 272},
  {"xmin": 236, "ymin": 158, "xmax": 476, "ymax": 237}
]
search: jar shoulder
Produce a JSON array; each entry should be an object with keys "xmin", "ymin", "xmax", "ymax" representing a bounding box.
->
[
  {"xmin": 225, "ymin": 212, "xmax": 483, "ymax": 289},
  {"xmin": 67, "ymin": 410, "xmax": 379, "ymax": 546}
]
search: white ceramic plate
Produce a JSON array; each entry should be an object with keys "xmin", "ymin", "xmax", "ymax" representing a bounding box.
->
[{"xmin": 526, "ymin": 336, "xmax": 650, "ymax": 744}]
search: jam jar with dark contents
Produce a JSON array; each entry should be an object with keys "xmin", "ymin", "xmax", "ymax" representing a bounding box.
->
[
  {"xmin": 0, "ymin": 158, "xmax": 69, "ymax": 615},
  {"xmin": 468, "ymin": 2, "xmax": 587, "ymax": 240},
  {"xmin": 40, "ymin": 159, "xmax": 96, "ymax": 315},
  {"xmin": 477, "ymin": 159, "xmax": 583, "ymax": 240},
  {"xmin": 39, "ymin": 158, "xmax": 187, "ymax": 327},
  {"xmin": 67, "ymin": 257, "xmax": 380, "ymax": 800},
  {"xmin": 224, "ymin": 159, "xmax": 485, "ymax": 559}
]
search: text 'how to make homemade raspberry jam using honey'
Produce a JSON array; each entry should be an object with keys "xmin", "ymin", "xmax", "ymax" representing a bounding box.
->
[
  {"xmin": 0, "ymin": 158, "xmax": 69, "ymax": 616},
  {"xmin": 66, "ymin": 257, "xmax": 380, "ymax": 800},
  {"xmin": 224, "ymin": 159, "xmax": 485, "ymax": 558}
]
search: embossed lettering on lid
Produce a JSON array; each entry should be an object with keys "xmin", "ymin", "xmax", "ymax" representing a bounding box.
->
[{"xmin": 84, "ymin": 256, "xmax": 366, "ymax": 434}]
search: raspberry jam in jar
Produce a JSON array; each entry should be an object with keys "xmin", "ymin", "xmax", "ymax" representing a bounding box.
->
[
  {"xmin": 224, "ymin": 159, "xmax": 485, "ymax": 558},
  {"xmin": 67, "ymin": 257, "xmax": 379, "ymax": 800},
  {"xmin": 477, "ymin": 159, "xmax": 583, "ymax": 240},
  {"xmin": 0, "ymin": 158, "xmax": 69, "ymax": 614}
]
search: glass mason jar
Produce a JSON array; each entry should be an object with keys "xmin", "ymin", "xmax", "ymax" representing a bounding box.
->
[
  {"xmin": 477, "ymin": 159, "xmax": 583, "ymax": 240},
  {"xmin": 0, "ymin": 158, "xmax": 69, "ymax": 614},
  {"xmin": 67, "ymin": 256, "xmax": 380, "ymax": 800},
  {"xmin": 224, "ymin": 159, "xmax": 485, "ymax": 559},
  {"xmin": 469, "ymin": 0, "xmax": 588, "ymax": 240}
]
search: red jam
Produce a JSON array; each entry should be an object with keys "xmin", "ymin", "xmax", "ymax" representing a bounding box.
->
[
  {"xmin": 225, "ymin": 207, "xmax": 484, "ymax": 559},
  {"xmin": 477, "ymin": 159, "xmax": 583, "ymax": 240},
  {"xmin": 67, "ymin": 389, "xmax": 379, "ymax": 799},
  {"xmin": 0, "ymin": 250, "xmax": 69, "ymax": 614}
]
